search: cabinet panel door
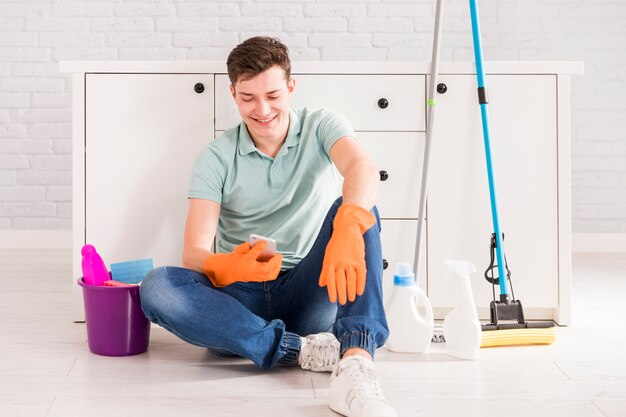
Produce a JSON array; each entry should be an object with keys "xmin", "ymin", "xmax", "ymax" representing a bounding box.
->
[
  {"xmin": 215, "ymin": 74, "xmax": 426, "ymax": 132},
  {"xmin": 358, "ymin": 132, "xmax": 424, "ymax": 219},
  {"xmin": 427, "ymin": 75, "xmax": 558, "ymax": 312},
  {"xmin": 85, "ymin": 74, "xmax": 213, "ymax": 267}
]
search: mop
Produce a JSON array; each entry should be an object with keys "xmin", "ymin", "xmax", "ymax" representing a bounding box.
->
[{"xmin": 418, "ymin": 0, "xmax": 556, "ymax": 348}]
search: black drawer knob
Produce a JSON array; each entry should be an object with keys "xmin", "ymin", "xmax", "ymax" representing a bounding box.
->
[
  {"xmin": 379, "ymin": 170, "xmax": 388, "ymax": 181},
  {"xmin": 194, "ymin": 83, "xmax": 205, "ymax": 94},
  {"xmin": 377, "ymin": 98, "xmax": 389, "ymax": 109},
  {"xmin": 383, "ymin": 259, "xmax": 389, "ymax": 270},
  {"xmin": 436, "ymin": 83, "xmax": 447, "ymax": 94}
]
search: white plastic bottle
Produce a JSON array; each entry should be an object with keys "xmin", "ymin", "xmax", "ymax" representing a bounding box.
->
[
  {"xmin": 443, "ymin": 259, "xmax": 482, "ymax": 360},
  {"xmin": 385, "ymin": 262, "xmax": 434, "ymax": 353}
]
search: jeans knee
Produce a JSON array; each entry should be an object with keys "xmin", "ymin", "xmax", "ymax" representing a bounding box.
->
[{"xmin": 139, "ymin": 266, "xmax": 169, "ymax": 317}]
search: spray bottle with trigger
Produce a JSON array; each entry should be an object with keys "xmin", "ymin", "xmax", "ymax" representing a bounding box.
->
[{"xmin": 443, "ymin": 259, "xmax": 482, "ymax": 360}]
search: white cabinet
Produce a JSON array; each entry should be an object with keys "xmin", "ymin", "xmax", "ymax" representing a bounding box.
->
[{"xmin": 62, "ymin": 61, "xmax": 581, "ymax": 324}]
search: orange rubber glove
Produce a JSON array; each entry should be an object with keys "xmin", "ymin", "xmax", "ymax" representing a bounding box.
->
[
  {"xmin": 319, "ymin": 204, "xmax": 376, "ymax": 305},
  {"xmin": 203, "ymin": 241, "xmax": 283, "ymax": 288}
]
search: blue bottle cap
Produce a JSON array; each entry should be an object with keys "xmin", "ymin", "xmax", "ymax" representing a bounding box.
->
[{"xmin": 393, "ymin": 262, "xmax": 415, "ymax": 286}]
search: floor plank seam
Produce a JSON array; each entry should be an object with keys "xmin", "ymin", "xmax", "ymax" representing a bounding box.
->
[
  {"xmin": 66, "ymin": 358, "xmax": 77, "ymax": 376},
  {"xmin": 310, "ymin": 377, "xmax": 316, "ymax": 399},
  {"xmin": 43, "ymin": 395, "xmax": 57, "ymax": 417},
  {"xmin": 591, "ymin": 399, "xmax": 609, "ymax": 417},
  {"xmin": 553, "ymin": 361, "xmax": 573, "ymax": 381}
]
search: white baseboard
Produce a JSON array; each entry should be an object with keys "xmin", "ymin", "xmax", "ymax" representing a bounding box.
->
[
  {"xmin": 572, "ymin": 233, "xmax": 626, "ymax": 253},
  {"xmin": 0, "ymin": 230, "xmax": 72, "ymax": 249}
]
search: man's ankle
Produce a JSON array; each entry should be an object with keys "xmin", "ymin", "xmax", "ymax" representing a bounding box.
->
[{"xmin": 341, "ymin": 347, "xmax": 372, "ymax": 361}]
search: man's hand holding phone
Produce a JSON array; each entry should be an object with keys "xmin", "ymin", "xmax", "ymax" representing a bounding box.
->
[
  {"xmin": 202, "ymin": 235, "xmax": 282, "ymax": 287},
  {"xmin": 248, "ymin": 234, "xmax": 277, "ymax": 262}
]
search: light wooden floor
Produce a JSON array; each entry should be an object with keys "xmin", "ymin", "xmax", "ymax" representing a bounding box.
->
[{"xmin": 1, "ymin": 250, "xmax": 625, "ymax": 417}]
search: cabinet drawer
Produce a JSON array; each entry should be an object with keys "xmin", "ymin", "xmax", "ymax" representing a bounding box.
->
[
  {"xmin": 358, "ymin": 132, "xmax": 424, "ymax": 219},
  {"xmin": 215, "ymin": 74, "xmax": 426, "ymax": 131}
]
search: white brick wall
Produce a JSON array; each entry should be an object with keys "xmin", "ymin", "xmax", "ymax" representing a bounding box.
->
[{"xmin": 0, "ymin": 0, "xmax": 624, "ymax": 233}]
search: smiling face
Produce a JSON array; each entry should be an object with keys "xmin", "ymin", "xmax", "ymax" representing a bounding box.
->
[{"xmin": 230, "ymin": 65, "xmax": 295, "ymax": 144}]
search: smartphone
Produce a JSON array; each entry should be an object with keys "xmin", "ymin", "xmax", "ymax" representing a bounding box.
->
[{"xmin": 249, "ymin": 234, "xmax": 277, "ymax": 262}]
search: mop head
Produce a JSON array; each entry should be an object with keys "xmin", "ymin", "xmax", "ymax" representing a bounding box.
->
[
  {"xmin": 480, "ymin": 326, "xmax": 556, "ymax": 348},
  {"xmin": 481, "ymin": 298, "xmax": 556, "ymax": 347}
]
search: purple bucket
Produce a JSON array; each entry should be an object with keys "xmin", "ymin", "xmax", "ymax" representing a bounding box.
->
[{"xmin": 77, "ymin": 278, "xmax": 150, "ymax": 356}]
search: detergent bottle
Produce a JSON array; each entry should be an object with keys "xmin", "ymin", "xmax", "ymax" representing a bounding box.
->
[
  {"xmin": 81, "ymin": 244, "xmax": 110, "ymax": 286},
  {"xmin": 385, "ymin": 262, "xmax": 434, "ymax": 353},
  {"xmin": 443, "ymin": 259, "xmax": 482, "ymax": 360}
]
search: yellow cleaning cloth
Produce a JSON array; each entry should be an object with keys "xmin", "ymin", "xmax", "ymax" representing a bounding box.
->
[{"xmin": 481, "ymin": 327, "xmax": 556, "ymax": 348}]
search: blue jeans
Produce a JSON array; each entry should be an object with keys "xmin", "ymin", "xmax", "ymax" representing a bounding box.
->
[{"xmin": 139, "ymin": 198, "xmax": 389, "ymax": 370}]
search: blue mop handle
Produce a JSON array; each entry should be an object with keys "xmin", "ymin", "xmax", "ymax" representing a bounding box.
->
[{"xmin": 469, "ymin": 0, "xmax": 510, "ymax": 300}]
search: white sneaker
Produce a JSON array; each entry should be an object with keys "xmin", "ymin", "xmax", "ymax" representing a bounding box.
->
[
  {"xmin": 299, "ymin": 333, "xmax": 340, "ymax": 372},
  {"xmin": 329, "ymin": 356, "xmax": 397, "ymax": 417}
]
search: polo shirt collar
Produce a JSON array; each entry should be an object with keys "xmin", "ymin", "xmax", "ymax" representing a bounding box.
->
[
  {"xmin": 238, "ymin": 109, "xmax": 301, "ymax": 156},
  {"xmin": 284, "ymin": 109, "xmax": 301, "ymax": 147}
]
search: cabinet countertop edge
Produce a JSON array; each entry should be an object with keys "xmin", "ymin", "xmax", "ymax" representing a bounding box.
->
[{"xmin": 59, "ymin": 60, "xmax": 584, "ymax": 75}]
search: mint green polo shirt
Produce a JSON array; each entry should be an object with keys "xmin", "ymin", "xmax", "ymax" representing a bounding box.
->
[{"xmin": 188, "ymin": 107, "xmax": 356, "ymax": 269}]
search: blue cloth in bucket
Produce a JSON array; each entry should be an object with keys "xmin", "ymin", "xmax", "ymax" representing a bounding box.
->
[{"xmin": 110, "ymin": 259, "xmax": 153, "ymax": 284}]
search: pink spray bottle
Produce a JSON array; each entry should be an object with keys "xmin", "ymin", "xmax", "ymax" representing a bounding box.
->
[{"xmin": 81, "ymin": 244, "xmax": 110, "ymax": 286}]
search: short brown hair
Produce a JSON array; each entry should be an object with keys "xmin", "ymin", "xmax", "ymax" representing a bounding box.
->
[{"xmin": 226, "ymin": 36, "xmax": 291, "ymax": 86}]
